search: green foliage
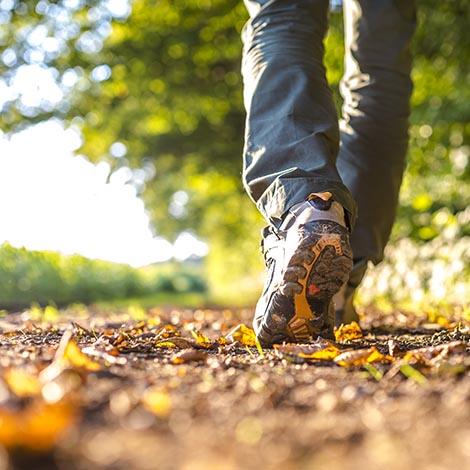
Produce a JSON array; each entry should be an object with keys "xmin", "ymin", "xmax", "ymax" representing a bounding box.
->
[
  {"xmin": 0, "ymin": 243, "xmax": 206, "ymax": 309},
  {"xmin": 394, "ymin": 0, "xmax": 470, "ymax": 243},
  {"xmin": 359, "ymin": 233, "xmax": 470, "ymax": 307}
]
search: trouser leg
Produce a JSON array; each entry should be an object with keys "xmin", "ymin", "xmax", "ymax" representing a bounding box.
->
[
  {"xmin": 242, "ymin": 0, "xmax": 357, "ymax": 229},
  {"xmin": 337, "ymin": 0, "xmax": 417, "ymax": 289}
]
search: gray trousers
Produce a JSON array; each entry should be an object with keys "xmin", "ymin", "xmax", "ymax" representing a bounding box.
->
[{"xmin": 242, "ymin": 0, "xmax": 416, "ymax": 288}]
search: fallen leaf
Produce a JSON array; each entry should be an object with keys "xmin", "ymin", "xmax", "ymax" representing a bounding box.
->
[
  {"xmin": 155, "ymin": 341, "xmax": 179, "ymax": 349},
  {"xmin": 334, "ymin": 347, "xmax": 393, "ymax": 367},
  {"xmin": 62, "ymin": 338, "xmax": 101, "ymax": 371},
  {"xmin": 436, "ymin": 316, "xmax": 450, "ymax": 327},
  {"xmin": 300, "ymin": 345, "xmax": 340, "ymax": 360},
  {"xmin": 403, "ymin": 341, "xmax": 467, "ymax": 365},
  {"xmin": 0, "ymin": 400, "xmax": 76, "ymax": 451},
  {"xmin": 334, "ymin": 322, "xmax": 363, "ymax": 342},
  {"xmin": 3, "ymin": 369, "xmax": 41, "ymax": 398},
  {"xmin": 191, "ymin": 330, "xmax": 212, "ymax": 348},
  {"xmin": 1, "ymin": 331, "xmax": 19, "ymax": 338},
  {"xmin": 155, "ymin": 337, "xmax": 194, "ymax": 349},
  {"xmin": 225, "ymin": 324, "xmax": 257, "ymax": 347},
  {"xmin": 275, "ymin": 338, "xmax": 341, "ymax": 361},
  {"xmin": 171, "ymin": 349, "xmax": 208, "ymax": 364},
  {"xmin": 40, "ymin": 331, "xmax": 101, "ymax": 383},
  {"xmin": 155, "ymin": 324, "xmax": 180, "ymax": 340},
  {"xmin": 114, "ymin": 333, "xmax": 129, "ymax": 346},
  {"xmin": 51, "ymin": 330, "xmax": 101, "ymax": 371}
]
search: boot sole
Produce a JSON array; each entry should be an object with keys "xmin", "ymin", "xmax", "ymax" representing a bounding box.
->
[{"xmin": 258, "ymin": 220, "xmax": 352, "ymax": 345}]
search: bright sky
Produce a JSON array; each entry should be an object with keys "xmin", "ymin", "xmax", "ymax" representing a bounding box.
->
[
  {"xmin": 0, "ymin": 0, "xmax": 208, "ymax": 267},
  {"xmin": 0, "ymin": 121, "xmax": 208, "ymax": 267}
]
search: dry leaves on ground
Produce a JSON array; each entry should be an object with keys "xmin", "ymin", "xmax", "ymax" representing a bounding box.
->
[{"xmin": 0, "ymin": 306, "xmax": 469, "ymax": 470}]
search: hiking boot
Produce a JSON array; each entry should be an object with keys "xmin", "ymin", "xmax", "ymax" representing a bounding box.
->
[{"xmin": 253, "ymin": 192, "xmax": 353, "ymax": 346}]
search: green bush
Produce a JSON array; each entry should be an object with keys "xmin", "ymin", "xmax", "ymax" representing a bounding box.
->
[
  {"xmin": 0, "ymin": 243, "xmax": 207, "ymax": 309},
  {"xmin": 359, "ymin": 231, "xmax": 470, "ymax": 308}
]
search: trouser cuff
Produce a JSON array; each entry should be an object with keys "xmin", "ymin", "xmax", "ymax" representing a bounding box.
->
[{"xmin": 256, "ymin": 176, "xmax": 357, "ymax": 231}]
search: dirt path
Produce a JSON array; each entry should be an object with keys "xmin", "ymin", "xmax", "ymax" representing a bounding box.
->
[{"xmin": 0, "ymin": 306, "xmax": 469, "ymax": 470}]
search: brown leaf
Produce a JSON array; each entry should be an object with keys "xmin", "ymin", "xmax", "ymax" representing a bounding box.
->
[
  {"xmin": 114, "ymin": 333, "xmax": 129, "ymax": 346},
  {"xmin": 155, "ymin": 324, "xmax": 180, "ymax": 340},
  {"xmin": 403, "ymin": 341, "xmax": 467, "ymax": 365},
  {"xmin": 334, "ymin": 347, "xmax": 393, "ymax": 367},
  {"xmin": 171, "ymin": 349, "xmax": 208, "ymax": 365},
  {"xmin": 1, "ymin": 331, "xmax": 20, "ymax": 338}
]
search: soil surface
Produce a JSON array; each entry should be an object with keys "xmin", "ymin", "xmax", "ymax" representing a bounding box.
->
[{"xmin": 0, "ymin": 306, "xmax": 469, "ymax": 470}]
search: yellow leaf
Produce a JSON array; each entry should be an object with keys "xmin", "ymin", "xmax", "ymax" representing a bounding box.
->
[
  {"xmin": 225, "ymin": 324, "xmax": 257, "ymax": 347},
  {"xmin": 334, "ymin": 321, "xmax": 363, "ymax": 342},
  {"xmin": 334, "ymin": 347, "xmax": 393, "ymax": 367},
  {"xmin": 51, "ymin": 330, "xmax": 100, "ymax": 371},
  {"xmin": 0, "ymin": 400, "xmax": 76, "ymax": 451},
  {"xmin": 63, "ymin": 339, "xmax": 101, "ymax": 371},
  {"xmin": 3, "ymin": 369, "xmax": 41, "ymax": 398},
  {"xmin": 191, "ymin": 330, "xmax": 212, "ymax": 348},
  {"xmin": 142, "ymin": 388, "xmax": 172, "ymax": 417},
  {"xmin": 298, "ymin": 346, "xmax": 341, "ymax": 360},
  {"xmin": 275, "ymin": 339, "xmax": 341, "ymax": 361},
  {"xmin": 436, "ymin": 316, "xmax": 450, "ymax": 327},
  {"xmin": 155, "ymin": 337, "xmax": 194, "ymax": 348},
  {"xmin": 155, "ymin": 341, "xmax": 179, "ymax": 348}
]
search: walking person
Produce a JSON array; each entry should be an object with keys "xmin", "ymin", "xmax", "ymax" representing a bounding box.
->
[{"xmin": 241, "ymin": 0, "xmax": 416, "ymax": 345}]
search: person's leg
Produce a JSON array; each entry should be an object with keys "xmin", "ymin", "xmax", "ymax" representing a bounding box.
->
[
  {"xmin": 241, "ymin": 0, "xmax": 356, "ymax": 344},
  {"xmin": 241, "ymin": 0, "xmax": 357, "ymax": 228},
  {"xmin": 335, "ymin": 0, "xmax": 417, "ymax": 324}
]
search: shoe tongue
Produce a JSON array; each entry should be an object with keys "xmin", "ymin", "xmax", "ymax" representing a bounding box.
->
[
  {"xmin": 280, "ymin": 196, "xmax": 346, "ymax": 230},
  {"xmin": 279, "ymin": 200, "xmax": 316, "ymax": 230}
]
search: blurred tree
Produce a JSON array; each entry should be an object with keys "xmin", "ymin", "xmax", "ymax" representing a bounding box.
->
[
  {"xmin": 396, "ymin": 0, "xmax": 470, "ymax": 242},
  {"xmin": 1, "ymin": 0, "xmax": 469, "ymax": 298},
  {"xmin": 1, "ymin": 0, "xmax": 250, "ymax": 235}
]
